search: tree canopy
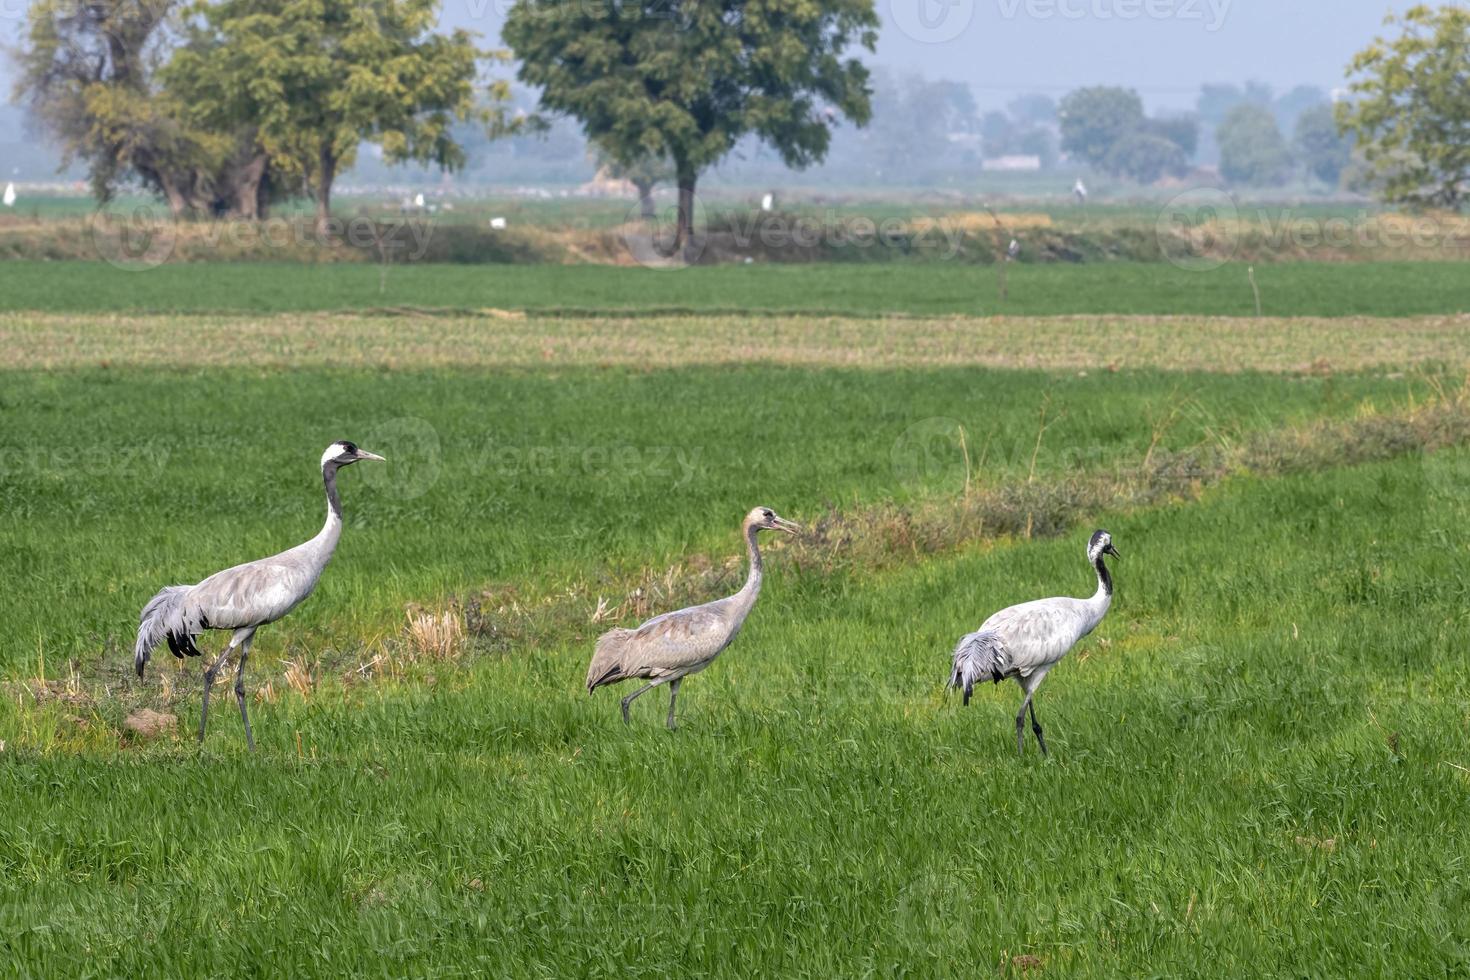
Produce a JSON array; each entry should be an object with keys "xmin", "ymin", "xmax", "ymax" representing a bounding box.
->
[
  {"xmin": 504, "ymin": 0, "xmax": 878, "ymax": 257},
  {"xmin": 16, "ymin": 0, "xmax": 502, "ymax": 227},
  {"xmin": 1338, "ymin": 4, "xmax": 1470, "ymax": 210},
  {"xmin": 166, "ymin": 0, "xmax": 493, "ymax": 232},
  {"xmin": 1058, "ymin": 86, "xmax": 1195, "ymax": 183},
  {"xmin": 1217, "ymin": 104, "xmax": 1292, "ymax": 187}
]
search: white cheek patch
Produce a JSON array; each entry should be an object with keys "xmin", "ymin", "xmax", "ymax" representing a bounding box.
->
[{"xmin": 321, "ymin": 443, "xmax": 346, "ymax": 468}]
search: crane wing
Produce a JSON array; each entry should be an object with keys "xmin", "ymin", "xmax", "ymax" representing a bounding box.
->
[
  {"xmin": 979, "ymin": 598, "xmax": 1089, "ymax": 675},
  {"xmin": 186, "ymin": 558, "xmax": 321, "ymax": 632},
  {"xmin": 620, "ymin": 602, "xmax": 737, "ymax": 678}
]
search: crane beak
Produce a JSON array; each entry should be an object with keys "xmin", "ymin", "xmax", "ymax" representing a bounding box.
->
[
  {"xmin": 1105, "ymin": 544, "xmax": 1121, "ymax": 560},
  {"xmin": 355, "ymin": 450, "xmax": 386, "ymax": 463},
  {"xmin": 773, "ymin": 517, "xmax": 802, "ymax": 535}
]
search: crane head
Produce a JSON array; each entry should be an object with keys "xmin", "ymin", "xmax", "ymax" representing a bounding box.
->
[
  {"xmin": 746, "ymin": 506, "xmax": 801, "ymax": 536},
  {"xmin": 321, "ymin": 441, "xmax": 387, "ymax": 469},
  {"xmin": 1088, "ymin": 529, "xmax": 1121, "ymax": 562}
]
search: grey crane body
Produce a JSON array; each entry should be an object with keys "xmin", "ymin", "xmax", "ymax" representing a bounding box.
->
[
  {"xmin": 586, "ymin": 507, "xmax": 800, "ymax": 729},
  {"xmin": 950, "ymin": 529, "xmax": 1120, "ymax": 756},
  {"xmin": 134, "ymin": 441, "xmax": 383, "ymax": 750}
]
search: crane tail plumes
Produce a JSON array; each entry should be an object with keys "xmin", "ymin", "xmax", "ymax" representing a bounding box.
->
[
  {"xmin": 950, "ymin": 630, "xmax": 1009, "ymax": 706},
  {"xmin": 586, "ymin": 628, "xmax": 635, "ymax": 693},
  {"xmin": 135, "ymin": 585, "xmax": 198, "ymax": 678}
]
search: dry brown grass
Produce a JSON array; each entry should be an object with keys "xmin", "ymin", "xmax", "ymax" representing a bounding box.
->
[
  {"xmin": 5, "ymin": 310, "xmax": 1470, "ymax": 374},
  {"xmin": 402, "ymin": 606, "xmax": 466, "ymax": 662}
]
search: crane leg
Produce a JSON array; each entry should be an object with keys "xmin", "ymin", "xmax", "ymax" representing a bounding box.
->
[
  {"xmin": 620, "ymin": 678, "xmax": 665, "ymax": 724},
  {"xmin": 1015, "ymin": 696, "xmax": 1030, "ymax": 756},
  {"xmin": 233, "ymin": 630, "xmax": 257, "ymax": 753},
  {"xmin": 1029, "ymin": 700, "xmax": 1048, "ymax": 757},
  {"xmin": 665, "ymin": 679, "xmax": 682, "ymax": 731},
  {"xmin": 199, "ymin": 640, "xmax": 238, "ymax": 745}
]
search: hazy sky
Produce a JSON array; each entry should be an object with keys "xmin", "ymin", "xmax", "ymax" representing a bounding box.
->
[{"xmin": 437, "ymin": 0, "xmax": 1447, "ymax": 111}]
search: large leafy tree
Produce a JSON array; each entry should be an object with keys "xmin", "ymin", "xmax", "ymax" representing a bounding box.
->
[
  {"xmin": 14, "ymin": 0, "xmax": 260, "ymax": 215},
  {"xmin": 166, "ymin": 0, "xmax": 493, "ymax": 233},
  {"xmin": 1338, "ymin": 4, "xmax": 1470, "ymax": 211},
  {"xmin": 504, "ymin": 0, "xmax": 878, "ymax": 257},
  {"xmin": 1058, "ymin": 86, "xmax": 1145, "ymax": 170},
  {"xmin": 1057, "ymin": 87, "xmax": 1193, "ymax": 182}
]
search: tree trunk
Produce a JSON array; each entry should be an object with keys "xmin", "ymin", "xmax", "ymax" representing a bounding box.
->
[
  {"xmin": 635, "ymin": 179, "xmax": 656, "ymax": 219},
  {"xmin": 156, "ymin": 174, "xmax": 189, "ymax": 218},
  {"xmin": 231, "ymin": 153, "xmax": 269, "ymax": 220},
  {"xmin": 674, "ymin": 166, "xmax": 697, "ymax": 264},
  {"xmin": 315, "ymin": 146, "xmax": 336, "ymax": 237}
]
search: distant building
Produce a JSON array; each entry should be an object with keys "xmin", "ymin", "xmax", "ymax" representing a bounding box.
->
[{"xmin": 982, "ymin": 155, "xmax": 1043, "ymax": 172}]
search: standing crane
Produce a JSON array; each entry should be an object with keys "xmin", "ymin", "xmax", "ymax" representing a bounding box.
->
[
  {"xmin": 949, "ymin": 529, "xmax": 1120, "ymax": 756},
  {"xmin": 586, "ymin": 507, "xmax": 801, "ymax": 729},
  {"xmin": 134, "ymin": 441, "xmax": 385, "ymax": 750}
]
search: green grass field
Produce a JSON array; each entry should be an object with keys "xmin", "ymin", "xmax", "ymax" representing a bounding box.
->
[
  {"xmin": 3, "ymin": 271, "xmax": 1469, "ymax": 973},
  {"xmin": 1, "ymin": 259, "xmax": 1467, "ymax": 317}
]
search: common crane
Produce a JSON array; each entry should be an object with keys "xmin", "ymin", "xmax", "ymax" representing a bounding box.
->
[
  {"xmin": 134, "ymin": 441, "xmax": 384, "ymax": 750},
  {"xmin": 950, "ymin": 529, "xmax": 1120, "ymax": 756},
  {"xmin": 586, "ymin": 507, "xmax": 800, "ymax": 729}
]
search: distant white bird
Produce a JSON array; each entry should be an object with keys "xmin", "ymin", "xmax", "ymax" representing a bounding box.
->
[
  {"xmin": 1073, "ymin": 178, "xmax": 1088, "ymax": 204},
  {"xmin": 134, "ymin": 441, "xmax": 385, "ymax": 750},
  {"xmin": 414, "ymin": 192, "xmax": 425, "ymax": 208},
  {"xmin": 950, "ymin": 529, "xmax": 1120, "ymax": 756},
  {"xmin": 3, "ymin": 183, "xmax": 14, "ymax": 207},
  {"xmin": 761, "ymin": 193, "xmax": 775, "ymax": 212},
  {"xmin": 586, "ymin": 507, "xmax": 800, "ymax": 729},
  {"xmin": 1007, "ymin": 238, "xmax": 1021, "ymax": 260},
  {"xmin": 490, "ymin": 216, "xmax": 507, "ymax": 230}
]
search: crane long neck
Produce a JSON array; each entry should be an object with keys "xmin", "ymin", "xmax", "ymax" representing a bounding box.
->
[
  {"xmin": 1085, "ymin": 552, "xmax": 1113, "ymax": 628},
  {"xmin": 1092, "ymin": 555, "xmax": 1112, "ymax": 601},
  {"xmin": 313, "ymin": 462, "xmax": 344, "ymax": 555},
  {"xmin": 735, "ymin": 522, "xmax": 764, "ymax": 608}
]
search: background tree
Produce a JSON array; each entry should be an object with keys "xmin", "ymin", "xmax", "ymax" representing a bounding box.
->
[
  {"xmin": 13, "ymin": 0, "xmax": 253, "ymax": 215},
  {"xmin": 1104, "ymin": 132, "xmax": 1186, "ymax": 185},
  {"xmin": 1217, "ymin": 104, "xmax": 1293, "ymax": 186},
  {"xmin": 1058, "ymin": 86, "xmax": 1145, "ymax": 170},
  {"xmin": 1338, "ymin": 4, "xmax": 1470, "ymax": 210},
  {"xmin": 1294, "ymin": 104, "xmax": 1352, "ymax": 187},
  {"xmin": 1272, "ymin": 84, "xmax": 1329, "ymax": 133},
  {"xmin": 1143, "ymin": 114, "xmax": 1200, "ymax": 163},
  {"xmin": 504, "ymin": 0, "xmax": 878, "ymax": 257},
  {"xmin": 166, "ymin": 0, "xmax": 493, "ymax": 234},
  {"xmin": 1008, "ymin": 93, "xmax": 1057, "ymax": 127}
]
